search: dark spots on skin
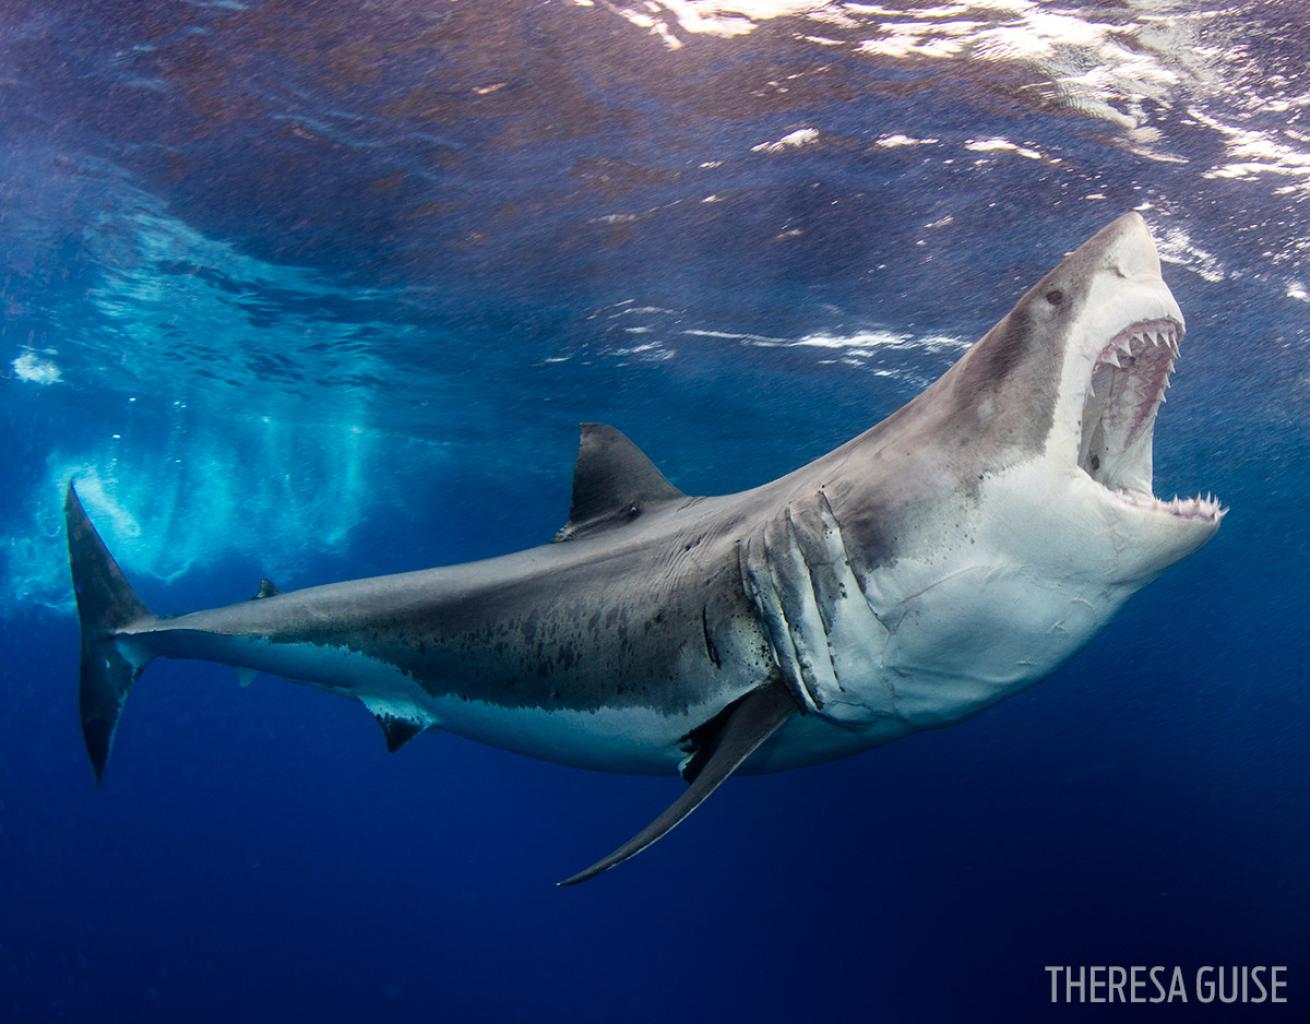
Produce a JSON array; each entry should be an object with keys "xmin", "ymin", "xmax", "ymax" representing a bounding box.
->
[
  {"xmin": 261, "ymin": 524, "xmax": 756, "ymax": 718},
  {"xmin": 557, "ymin": 642, "xmax": 577, "ymax": 671}
]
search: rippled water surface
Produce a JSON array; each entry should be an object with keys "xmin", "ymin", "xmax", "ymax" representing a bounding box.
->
[{"xmin": 2, "ymin": 2, "xmax": 1307, "ymax": 1020}]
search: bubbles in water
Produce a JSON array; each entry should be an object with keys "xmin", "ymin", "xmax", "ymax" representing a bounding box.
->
[
  {"xmin": 11, "ymin": 351, "xmax": 62, "ymax": 385},
  {"xmin": 7, "ymin": 411, "xmax": 388, "ymax": 612}
]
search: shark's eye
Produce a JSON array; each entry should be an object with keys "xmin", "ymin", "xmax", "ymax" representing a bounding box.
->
[{"xmin": 1045, "ymin": 289, "xmax": 1064, "ymax": 305}]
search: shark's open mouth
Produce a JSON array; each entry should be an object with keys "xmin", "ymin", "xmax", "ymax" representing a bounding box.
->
[{"xmin": 1077, "ymin": 318, "xmax": 1223, "ymax": 522}]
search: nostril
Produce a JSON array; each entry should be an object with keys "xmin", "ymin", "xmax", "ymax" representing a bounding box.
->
[
  {"xmin": 1045, "ymin": 289, "xmax": 1064, "ymax": 305},
  {"xmin": 1090, "ymin": 454, "xmax": 1101, "ymax": 472}
]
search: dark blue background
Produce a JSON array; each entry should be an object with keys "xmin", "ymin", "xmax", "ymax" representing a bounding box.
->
[{"xmin": 2, "ymin": 1, "xmax": 1307, "ymax": 1019}]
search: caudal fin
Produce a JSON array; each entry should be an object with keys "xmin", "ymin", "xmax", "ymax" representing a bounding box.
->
[{"xmin": 65, "ymin": 482, "xmax": 156, "ymax": 781}]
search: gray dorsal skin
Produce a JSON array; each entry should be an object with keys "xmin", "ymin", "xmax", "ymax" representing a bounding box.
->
[{"xmin": 65, "ymin": 214, "xmax": 1225, "ymax": 882}]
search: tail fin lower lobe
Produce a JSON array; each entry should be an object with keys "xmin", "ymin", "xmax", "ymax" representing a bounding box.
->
[{"xmin": 65, "ymin": 483, "xmax": 156, "ymax": 781}]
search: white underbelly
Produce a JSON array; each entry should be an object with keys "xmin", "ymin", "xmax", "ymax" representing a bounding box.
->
[{"xmin": 181, "ymin": 631, "xmax": 910, "ymax": 776}]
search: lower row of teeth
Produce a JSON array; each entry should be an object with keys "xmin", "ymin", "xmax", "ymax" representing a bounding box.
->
[{"xmin": 1115, "ymin": 489, "xmax": 1226, "ymax": 519}]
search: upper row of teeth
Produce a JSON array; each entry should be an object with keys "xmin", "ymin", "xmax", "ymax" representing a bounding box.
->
[{"xmin": 1098, "ymin": 328, "xmax": 1181, "ymax": 367}]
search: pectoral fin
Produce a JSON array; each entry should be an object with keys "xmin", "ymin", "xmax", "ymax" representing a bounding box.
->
[
  {"xmin": 360, "ymin": 698, "xmax": 430, "ymax": 753},
  {"xmin": 557, "ymin": 675, "xmax": 798, "ymax": 886},
  {"xmin": 374, "ymin": 713, "xmax": 426, "ymax": 753}
]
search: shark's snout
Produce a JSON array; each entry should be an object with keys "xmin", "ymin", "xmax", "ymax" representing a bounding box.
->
[{"xmin": 1095, "ymin": 211, "xmax": 1164, "ymax": 282}]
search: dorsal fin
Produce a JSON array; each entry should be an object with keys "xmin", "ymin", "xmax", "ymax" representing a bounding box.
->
[
  {"xmin": 252, "ymin": 578, "xmax": 279, "ymax": 600},
  {"xmin": 554, "ymin": 423, "xmax": 686, "ymax": 542}
]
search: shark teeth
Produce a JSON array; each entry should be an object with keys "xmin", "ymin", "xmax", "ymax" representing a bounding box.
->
[
  {"xmin": 1114, "ymin": 489, "xmax": 1228, "ymax": 522},
  {"xmin": 1098, "ymin": 320, "xmax": 1180, "ymax": 449},
  {"xmin": 1090, "ymin": 319, "xmax": 1182, "ymax": 436},
  {"xmin": 1095, "ymin": 320, "xmax": 1182, "ymax": 370},
  {"xmin": 1079, "ymin": 316, "xmax": 1222, "ymax": 523}
]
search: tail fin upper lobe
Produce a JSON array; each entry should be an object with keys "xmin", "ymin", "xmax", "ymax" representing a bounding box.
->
[{"xmin": 65, "ymin": 483, "xmax": 156, "ymax": 781}]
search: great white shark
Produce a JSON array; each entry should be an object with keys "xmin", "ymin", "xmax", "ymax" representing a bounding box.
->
[{"xmin": 67, "ymin": 212, "xmax": 1223, "ymax": 884}]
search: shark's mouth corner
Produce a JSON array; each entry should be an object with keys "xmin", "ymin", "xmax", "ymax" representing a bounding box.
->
[{"xmin": 1076, "ymin": 317, "xmax": 1224, "ymax": 524}]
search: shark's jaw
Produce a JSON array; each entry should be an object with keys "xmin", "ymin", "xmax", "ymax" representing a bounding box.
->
[
  {"xmin": 1075, "ymin": 314, "xmax": 1224, "ymax": 524},
  {"xmin": 1015, "ymin": 213, "xmax": 1227, "ymax": 582}
]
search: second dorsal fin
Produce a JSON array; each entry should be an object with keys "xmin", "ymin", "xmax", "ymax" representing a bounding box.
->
[{"xmin": 554, "ymin": 423, "xmax": 686, "ymax": 542}]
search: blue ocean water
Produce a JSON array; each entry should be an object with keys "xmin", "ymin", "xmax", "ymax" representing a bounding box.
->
[{"xmin": 2, "ymin": 0, "xmax": 1308, "ymax": 1019}]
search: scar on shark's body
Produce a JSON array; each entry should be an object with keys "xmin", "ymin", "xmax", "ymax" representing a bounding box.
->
[{"xmin": 65, "ymin": 213, "xmax": 1223, "ymax": 885}]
